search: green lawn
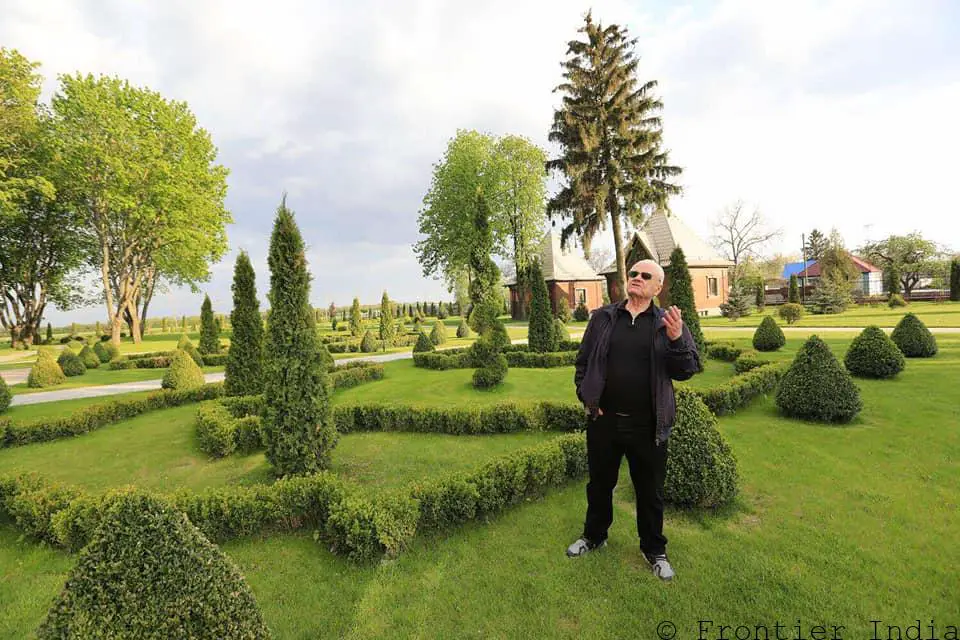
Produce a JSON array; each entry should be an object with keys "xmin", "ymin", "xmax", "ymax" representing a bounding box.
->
[
  {"xmin": 2, "ymin": 336, "xmax": 957, "ymax": 638},
  {"xmin": 9, "ymin": 365, "xmax": 224, "ymax": 396},
  {"xmin": 702, "ymin": 300, "xmax": 960, "ymax": 327}
]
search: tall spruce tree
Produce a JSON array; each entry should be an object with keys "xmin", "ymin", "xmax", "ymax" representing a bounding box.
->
[
  {"xmin": 198, "ymin": 294, "xmax": 220, "ymax": 354},
  {"xmin": 467, "ymin": 190, "xmax": 502, "ymax": 334},
  {"xmin": 527, "ymin": 261, "xmax": 557, "ymax": 352},
  {"xmin": 349, "ymin": 297, "xmax": 363, "ymax": 336},
  {"xmin": 379, "ymin": 291, "xmax": 395, "ymax": 350},
  {"xmin": 547, "ymin": 12, "xmax": 682, "ymax": 299},
  {"xmin": 224, "ymin": 251, "xmax": 264, "ymax": 396},
  {"xmin": 950, "ymin": 258, "xmax": 960, "ymax": 302},
  {"xmin": 788, "ymin": 274, "xmax": 800, "ymax": 303},
  {"xmin": 665, "ymin": 247, "xmax": 705, "ymax": 359},
  {"xmin": 262, "ymin": 197, "xmax": 337, "ymax": 475}
]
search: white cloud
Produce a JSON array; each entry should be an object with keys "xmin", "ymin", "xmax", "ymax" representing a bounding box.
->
[{"xmin": 2, "ymin": 0, "xmax": 957, "ymax": 324}]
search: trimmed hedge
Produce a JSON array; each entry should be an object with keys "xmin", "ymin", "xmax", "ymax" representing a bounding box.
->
[
  {"xmin": 111, "ymin": 353, "xmax": 227, "ymax": 369},
  {"xmin": 413, "ymin": 348, "xmax": 577, "ymax": 370},
  {"xmin": 0, "ymin": 383, "xmax": 224, "ymax": 449},
  {"xmin": 35, "ymin": 491, "xmax": 271, "ymax": 639},
  {"xmin": 328, "ymin": 363, "xmax": 385, "ymax": 390},
  {"xmin": 696, "ymin": 362, "xmax": 789, "ymax": 416},
  {"xmin": 705, "ymin": 342, "xmax": 742, "ymax": 362},
  {"xmin": 733, "ymin": 350, "xmax": 770, "ymax": 374},
  {"xmin": 333, "ymin": 402, "xmax": 587, "ymax": 435}
]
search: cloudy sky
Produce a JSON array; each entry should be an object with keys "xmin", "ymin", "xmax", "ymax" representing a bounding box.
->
[{"xmin": 4, "ymin": 0, "xmax": 959, "ymax": 324}]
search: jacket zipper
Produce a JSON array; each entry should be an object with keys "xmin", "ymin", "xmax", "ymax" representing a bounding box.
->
[{"xmin": 651, "ymin": 308, "xmax": 660, "ymax": 447}]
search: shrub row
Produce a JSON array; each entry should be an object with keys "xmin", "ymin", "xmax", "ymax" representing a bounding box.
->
[
  {"xmin": 110, "ymin": 353, "xmax": 227, "ymax": 370},
  {"xmin": 733, "ymin": 350, "xmax": 771, "ymax": 374},
  {"xmin": 328, "ymin": 362, "xmax": 385, "ymax": 390},
  {"xmin": 412, "ymin": 349, "xmax": 578, "ymax": 370},
  {"xmin": 705, "ymin": 342, "xmax": 742, "ymax": 362},
  {"xmin": 695, "ymin": 362, "xmax": 790, "ymax": 415},
  {"xmin": 333, "ymin": 402, "xmax": 587, "ymax": 435},
  {"xmin": 0, "ymin": 433, "xmax": 589, "ymax": 563},
  {"xmin": 0, "ymin": 383, "xmax": 225, "ymax": 449}
]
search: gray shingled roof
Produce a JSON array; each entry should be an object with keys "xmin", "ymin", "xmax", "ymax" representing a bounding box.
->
[
  {"xmin": 504, "ymin": 231, "xmax": 604, "ymax": 285},
  {"xmin": 600, "ymin": 211, "xmax": 733, "ymax": 273}
]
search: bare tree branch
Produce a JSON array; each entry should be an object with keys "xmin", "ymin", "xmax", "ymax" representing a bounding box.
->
[{"xmin": 710, "ymin": 199, "xmax": 782, "ymax": 280}]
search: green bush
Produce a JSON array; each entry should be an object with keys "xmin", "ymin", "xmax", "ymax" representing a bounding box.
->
[
  {"xmin": 413, "ymin": 331, "xmax": 434, "ymax": 353},
  {"xmin": 429, "ymin": 320, "xmax": 447, "ymax": 346},
  {"xmin": 887, "ymin": 293, "xmax": 906, "ymax": 308},
  {"xmin": 0, "ymin": 377, "xmax": 10, "ymax": 413},
  {"xmin": 162, "ymin": 349, "xmax": 206, "ymax": 391},
  {"xmin": 733, "ymin": 350, "xmax": 770, "ymax": 374},
  {"xmin": 103, "ymin": 342, "xmax": 120, "ymax": 362},
  {"xmin": 360, "ymin": 330, "xmax": 377, "ymax": 353},
  {"xmin": 664, "ymin": 389, "xmax": 738, "ymax": 508},
  {"xmin": 332, "ymin": 402, "xmax": 586, "ymax": 435},
  {"xmin": 328, "ymin": 363, "xmax": 385, "ymax": 391},
  {"xmin": 177, "ymin": 334, "xmax": 193, "ymax": 350},
  {"xmin": 77, "ymin": 345, "xmax": 100, "ymax": 369},
  {"xmin": 470, "ymin": 334, "xmax": 507, "ymax": 389},
  {"xmin": 196, "ymin": 401, "xmax": 237, "ymax": 458},
  {"xmin": 890, "ymin": 312, "xmax": 938, "ymax": 357},
  {"xmin": 695, "ymin": 363, "xmax": 789, "ymax": 416},
  {"xmin": 775, "ymin": 335, "xmax": 862, "ymax": 423},
  {"xmin": 36, "ymin": 491, "xmax": 272, "ymax": 639},
  {"xmin": 56, "ymin": 350, "xmax": 86, "ymax": 377},
  {"xmin": 573, "ymin": 303, "xmax": 589, "ymax": 322},
  {"xmin": 752, "ymin": 315, "xmax": 785, "ymax": 352},
  {"xmin": 778, "ymin": 303, "xmax": 804, "ymax": 325},
  {"xmin": 527, "ymin": 261, "xmax": 557, "ymax": 353},
  {"xmin": 553, "ymin": 318, "xmax": 570, "ymax": 345},
  {"xmin": 706, "ymin": 342, "xmax": 742, "ymax": 362},
  {"xmin": 28, "ymin": 351, "xmax": 66, "ymax": 388},
  {"xmin": 199, "ymin": 294, "xmax": 222, "ymax": 355},
  {"xmin": 93, "ymin": 340, "xmax": 110, "ymax": 363},
  {"xmin": 183, "ymin": 341, "xmax": 205, "ymax": 367},
  {"xmin": 844, "ymin": 326, "xmax": 905, "ymax": 379},
  {"xmin": 456, "ymin": 317, "xmax": 470, "ymax": 338}
]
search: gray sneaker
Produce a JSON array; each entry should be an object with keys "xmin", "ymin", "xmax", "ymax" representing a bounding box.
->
[
  {"xmin": 646, "ymin": 553, "xmax": 674, "ymax": 580},
  {"xmin": 566, "ymin": 537, "xmax": 606, "ymax": 557}
]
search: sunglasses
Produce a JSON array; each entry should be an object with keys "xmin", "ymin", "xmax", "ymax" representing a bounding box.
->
[{"xmin": 628, "ymin": 270, "xmax": 654, "ymax": 281}]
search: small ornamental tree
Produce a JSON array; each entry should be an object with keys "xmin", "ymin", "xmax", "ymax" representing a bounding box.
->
[
  {"xmin": 378, "ymin": 291, "xmax": 395, "ymax": 350},
  {"xmin": 36, "ymin": 492, "xmax": 271, "ymax": 639},
  {"xmin": 527, "ymin": 261, "xmax": 557, "ymax": 353},
  {"xmin": 360, "ymin": 329, "xmax": 377, "ymax": 353},
  {"xmin": 890, "ymin": 312, "xmax": 938, "ymax": 357},
  {"xmin": 720, "ymin": 281, "xmax": 752, "ymax": 319},
  {"xmin": 788, "ymin": 274, "xmax": 800, "ymax": 303},
  {"xmin": 775, "ymin": 335, "xmax": 862, "ymax": 423},
  {"xmin": 413, "ymin": 331, "xmax": 435, "ymax": 353},
  {"xmin": 224, "ymin": 251, "xmax": 265, "ymax": 396},
  {"xmin": 430, "ymin": 319, "xmax": 447, "ymax": 345},
  {"xmin": 262, "ymin": 198, "xmax": 337, "ymax": 476},
  {"xmin": 752, "ymin": 316, "xmax": 785, "ymax": 352},
  {"xmin": 456, "ymin": 317, "xmax": 470, "ymax": 339},
  {"xmin": 844, "ymin": 326, "xmax": 905, "ymax": 379},
  {"xmin": 665, "ymin": 247, "xmax": 706, "ymax": 358},
  {"xmin": 198, "ymin": 294, "xmax": 220, "ymax": 354},
  {"xmin": 778, "ymin": 303, "xmax": 803, "ymax": 325}
]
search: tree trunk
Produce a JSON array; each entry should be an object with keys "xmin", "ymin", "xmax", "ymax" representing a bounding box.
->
[{"xmin": 609, "ymin": 191, "xmax": 626, "ymax": 301}]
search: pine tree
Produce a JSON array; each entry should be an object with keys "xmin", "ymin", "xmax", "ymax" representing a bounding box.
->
[
  {"xmin": 665, "ymin": 247, "xmax": 705, "ymax": 358},
  {"xmin": 754, "ymin": 284, "xmax": 765, "ymax": 310},
  {"xmin": 262, "ymin": 197, "xmax": 337, "ymax": 476},
  {"xmin": 950, "ymin": 258, "xmax": 960, "ymax": 302},
  {"xmin": 379, "ymin": 291, "xmax": 395, "ymax": 350},
  {"xmin": 45, "ymin": 322, "xmax": 52, "ymax": 343},
  {"xmin": 224, "ymin": 251, "xmax": 264, "ymax": 396},
  {"xmin": 198, "ymin": 294, "xmax": 220, "ymax": 354},
  {"xmin": 788, "ymin": 274, "xmax": 800, "ymax": 303},
  {"xmin": 350, "ymin": 297, "xmax": 363, "ymax": 337},
  {"xmin": 527, "ymin": 261, "xmax": 556, "ymax": 353},
  {"xmin": 804, "ymin": 229, "xmax": 829, "ymax": 262},
  {"xmin": 720, "ymin": 281, "xmax": 753, "ymax": 319}
]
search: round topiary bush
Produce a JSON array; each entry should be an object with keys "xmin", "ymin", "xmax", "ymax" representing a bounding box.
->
[
  {"xmin": 777, "ymin": 303, "xmax": 803, "ymax": 325},
  {"xmin": 456, "ymin": 317, "xmax": 470, "ymax": 339},
  {"xmin": 0, "ymin": 376, "xmax": 11, "ymax": 413},
  {"xmin": 752, "ymin": 315, "xmax": 785, "ymax": 352},
  {"xmin": 413, "ymin": 331, "xmax": 434, "ymax": 353},
  {"xmin": 844, "ymin": 326, "xmax": 905, "ymax": 379},
  {"xmin": 77, "ymin": 344, "xmax": 100, "ymax": 369},
  {"xmin": 35, "ymin": 491, "xmax": 271, "ymax": 639},
  {"xmin": 664, "ymin": 389, "xmax": 739, "ymax": 508},
  {"xmin": 775, "ymin": 335, "xmax": 862, "ymax": 423},
  {"xmin": 890, "ymin": 312, "xmax": 937, "ymax": 357},
  {"xmin": 57, "ymin": 350, "xmax": 87, "ymax": 377},
  {"xmin": 27, "ymin": 351, "xmax": 67, "ymax": 388},
  {"xmin": 162, "ymin": 349, "xmax": 205, "ymax": 391},
  {"xmin": 429, "ymin": 320, "xmax": 447, "ymax": 346}
]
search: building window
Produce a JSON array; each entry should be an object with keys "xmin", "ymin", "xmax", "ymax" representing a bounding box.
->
[
  {"xmin": 707, "ymin": 277, "xmax": 718, "ymax": 297},
  {"xmin": 575, "ymin": 288, "xmax": 587, "ymax": 305}
]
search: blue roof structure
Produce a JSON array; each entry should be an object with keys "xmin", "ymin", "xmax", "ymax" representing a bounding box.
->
[{"xmin": 782, "ymin": 260, "xmax": 817, "ymax": 278}]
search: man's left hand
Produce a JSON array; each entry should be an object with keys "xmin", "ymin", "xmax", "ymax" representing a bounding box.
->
[{"xmin": 664, "ymin": 305, "xmax": 684, "ymax": 341}]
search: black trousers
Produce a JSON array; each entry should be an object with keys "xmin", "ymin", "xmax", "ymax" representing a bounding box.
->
[{"xmin": 582, "ymin": 413, "xmax": 668, "ymax": 556}]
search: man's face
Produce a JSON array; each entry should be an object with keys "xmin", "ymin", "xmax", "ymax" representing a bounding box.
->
[{"xmin": 627, "ymin": 261, "xmax": 662, "ymax": 298}]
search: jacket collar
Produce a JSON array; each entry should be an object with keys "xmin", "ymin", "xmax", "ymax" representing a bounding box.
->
[{"xmin": 606, "ymin": 298, "xmax": 665, "ymax": 320}]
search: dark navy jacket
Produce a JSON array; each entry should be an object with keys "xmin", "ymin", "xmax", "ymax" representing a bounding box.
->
[{"xmin": 574, "ymin": 300, "xmax": 702, "ymax": 446}]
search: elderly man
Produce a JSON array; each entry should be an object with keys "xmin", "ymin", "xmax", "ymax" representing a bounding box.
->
[{"xmin": 566, "ymin": 259, "xmax": 701, "ymax": 581}]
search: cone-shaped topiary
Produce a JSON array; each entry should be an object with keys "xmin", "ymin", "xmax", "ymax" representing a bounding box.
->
[
  {"xmin": 0, "ymin": 376, "xmax": 10, "ymax": 413},
  {"xmin": 752, "ymin": 315, "xmax": 786, "ymax": 352},
  {"xmin": 36, "ymin": 491, "xmax": 271, "ymax": 639},
  {"xmin": 665, "ymin": 389, "xmax": 739, "ymax": 507},
  {"xmin": 57, "ymin": 350, "xmax": 86, "ymax": 377},
  {"xmin": 378, "ymin": 291, "xmax": 395, "ymax": 348},
  {"xmin": 776, "ymin": 335, "xmax": 862, "ymax": 423},
  {"xmin": 429, "ymin": 320, "xmax": 447, "ymax": 346},
  {"xmin": 456, "ymin": 317, "xmax": 470, "ymax": 338},
  {"xmin": 890, "ymin": 312, "xmax": 938, "ymax": 357},
  {"xmin": 225, "ymin": 251, "xmax": 265, "ymax": 396},
  {"xmin": 177, "ymin": 333, "xmax": 192, "ymax": 350},
  {"xmin": 28, "ymin": 350, "xmax": 66, "ymax": 388},
  {"xmin": 162, "ymin": 349, "xmax": 205, "ymax": 391},
  {"xmin": 413, "ymin": 331, "xmax": 435, "ymax": 353},
  {"xmin": 262, "ymin": 197, "xmax": 337, "ymax": 476},
  {"xmin": 844, "ymin": 326, "xmax": 905, "ymax": 379},
  {"xmin": 527, "ymin": 261, "xmax": 556, "ymax": 353},
  {"xmin": 360, "ymin": 329, "xmax": 377, "ymax": 353},
  {"xmin": 77, "ymin": 344, "xmax": 100, "ymax": 369},
  {"xmin": 198, "ymin": 294, "xmax": 221, "ymax": 355},
  {"xmin": 665, "ymin": 246, "xmax": 706, "ymax": 358}
]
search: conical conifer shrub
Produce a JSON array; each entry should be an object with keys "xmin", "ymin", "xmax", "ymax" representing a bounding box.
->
[
  {"xmin": 775, "ymin": 335, "xmax": 862, "ymax": 423},
  {"xmin": 890, "ymin": 312, "xmax": 938, "ymax": 357},
  {"xmin": 844, "ymin": 326, "xmax": 905, "ymax": 378}
]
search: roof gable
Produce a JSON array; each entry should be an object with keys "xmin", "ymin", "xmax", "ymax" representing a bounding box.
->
[
  {"xmin": 600, "ymin": 211, "xmax": 733, "ymax": 273},
  {"xmin": 504, "ymin": 231, "xmax": 604, "ymax": 285}
]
